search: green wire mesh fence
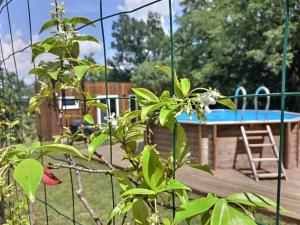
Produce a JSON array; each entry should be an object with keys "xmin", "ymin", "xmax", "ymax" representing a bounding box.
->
[{"xmin": 0, "ymin": 0, "xmax": 295, "ymax": 224}]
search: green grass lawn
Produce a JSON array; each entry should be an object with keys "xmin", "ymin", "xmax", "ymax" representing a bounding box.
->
[{"xmin": 32, "ymin": 154, "xmax": 296, "ymax": 225}]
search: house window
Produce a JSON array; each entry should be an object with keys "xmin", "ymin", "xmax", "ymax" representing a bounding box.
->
[
  {"xmin": 59, "ymin": 96, "xmax": 79, "ymax": 110},
  {"xmin": 128, "ymin": 94, "xmax": 139, "ymax": 123},
  {"xmin": 96, "ymin": 95, "xmax": 119, "ymax": 124},
  {"xmin": 128, "ymin": 94, "xmax": 138, "ymax": 112}
]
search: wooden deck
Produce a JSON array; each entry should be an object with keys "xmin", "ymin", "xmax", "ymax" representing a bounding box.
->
[{"xmin": 96, "ymin": 144, "xmax": 300, "ymax": 224}]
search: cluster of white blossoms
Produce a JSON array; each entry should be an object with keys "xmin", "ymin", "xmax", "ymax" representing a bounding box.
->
[
  {"xmin": 49, "ymin": 2, "xmax": 79, "ymax": 41},
  {"xmin": 50, "ymin": 2, "xmax": 65, "ymax": 17},
  {"xmin": 147, "ymin": 212, "xmax": 160, "ymax": 225},
  {"xmin": 104, "ymin": 112, "xmax": 118, "ymax": 128},
  {"xmin": 54, "ymin": 29, "xmax": 79, "ymax": 42},
  {"xmin": 197, "ymin": 89, "xmax": 221, "ymax": 113}
]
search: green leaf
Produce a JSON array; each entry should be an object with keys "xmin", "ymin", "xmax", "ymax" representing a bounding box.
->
[
  {"xmin": 142, "ymin": 145, "xmax": 165, "ymax": 192},
  {"xmin": 28, "ymin": 67, "xmax": 46, "ymax": 76},
  {"xmin": 165, "ymin": 115, "xmax": 176, "ymax": 133},
  {"xmin": 29, "ymin": 66, "xmax": 59, "ymax": 80},
  {"xmin": 13, "ymin": 159, "xmax": 43, "ymax": 202},
  {"xmin": 83, "ymin": 114, "xmax": 94, "ymax": 124},
  {"xmin": 161, "ymin": 179, "xmax": 191, "ymax": 192},
  {"xmin": 226, "ymin": 192, "xmax": 275, "ymax": 208},
  {"xmin": 9, "ymin": 120, "xmax": 19, "ymax": 128},
  {"xmin": 189, "ymin": 164, "xmax": 213, "ymax": 175},
  {"xmin": 48, "ymin": 46, "xmax": 65, "ymax": 58},
  {"xmin": 48, "ymin": 70, "xmax": 59, "ymax": 80},
  {"xmin": 141, "ymin": 102, "xmax": 167, "ymax": 122},
  {"xmin": 211, "ymin": 199, "xmax": 229, "ymax": 225},
  {"xmin": 111, "ymin": 170, "xmax": 133, "ymax": 191},
  {"xmin": 160, "ymin": 90, "xmax": 170, "ymax": 100},
  {"xmin": 69, "ymin": 17, "xmax": 95, "ymax": 26},
  {"xmin": 33, "ymin": 144, "xmax": 86, "ymax": 159},
  {"xmin": 109, "ymin": 198, "xmax": 138, "ymax": 221},
  {"xmin": 217, "ymin": 98, "xmax": 236, "ymax": 111},
  {"xmin": 76, "ymin": 35, "xmax": 100, "ymax": 43},
  {"xmin": 159, "ymin": 109, "xmax": 173, "ymax": 126},
  {"xmin": 31, "ymin": 43, "xmax": 45, "ymax": 61},
  {"xmin": 228, "ymin": 206, "xmax": 256, "ymax": 225},
  {"xmin": 86, "ymin": 100, "xmax": 107, "ymax": 111},
  {"xmin": 122, "ymin": 110, "xmax": 141, "ymax": 124},
  {"xmin": 154, "ymin": 65, "xmax": 183, "ymax": 98},
  {"xmin": 28, "ymin": 96, "xmax": 41, "ymax": 114},
  {"xmin": 8, "ymin": 144, "xmax": 29, "ymax": 160},
  {"xmin": 132, "ymin": 88, "xmax": 159, "ymax": 103},
  {"xmin": 176, "ymin": 124, "xmax": 188, "ymax": 164},
  {"xmin": 162, "ymin": 218, "xmax": 171, "ymax": 225},
  {"xmin": 71, "ymin": 42, "xmax": 80, "ymax": 58},
  {"xmin": 176, "ymin": 190, "xmax": 189, "ymax": 205},
  {"xmin": 39, "ymin": 18, "xmax": 59, "ymax": 34},
  {"xmin": 200, "ymin": 212, "xmax": 211, "ymax": 225},
  {"xmin": 74, "ymin": 65, "xmax": 89, "ymax": 80},
  {"xmin": 180, "ymin": 78, "xmax": 191, "ymax": 97},
  {"xmin": 172, "ymin": 197, "xmax": 218, "ymax": 225},
  {"xmin": 30, "ymin": 141, "xmax": 41, "ymax": 150},
  {"xmin": 132, "ymin": 199, "xmax": 149, "ymax": 225},
  {"xmin": 121, "ymin": 188, "xmax": 155, "ymax": 197},
  {"xmin": 88, "ymin": 133, "xmax": 108, "ymax": 159},
  {"xmin": 90, "ymin": 64, "xmax": 106, "ymax": 74}
]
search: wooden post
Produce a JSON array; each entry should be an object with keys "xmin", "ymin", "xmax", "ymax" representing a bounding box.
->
[
  {"xmin": 212, "ymin": 125, "xmax": 218, "ymax": 169},
  {"xmin": 198, "ymin": 125, "xmax": 202, "ymax": 163},
  {"xmin": 198, "ymin": 125, "xmax": 210, "ymax": 165},
  {"xmin": 284, "ymin": 122, "xmax": 291, "ymax": 169},
  {"xmin": 297, "ymin": 122, "xmax": 300, "ymax": 168}
]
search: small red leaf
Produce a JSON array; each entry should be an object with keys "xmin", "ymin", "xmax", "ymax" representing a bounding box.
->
[{"xmin": 42, "ymin": 166, "xmax": 62, "ymax": 186}]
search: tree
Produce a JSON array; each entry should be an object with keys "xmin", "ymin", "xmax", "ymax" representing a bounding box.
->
[
  {"xmin": 175, "ymin": 0, "xmax": 300, "ymax": 110},
  {"xmin": 131, "ymin": 60, "xmax": 170, "ymax": 94},
  {"xmin": 110, "ymin": 13, "xmax": 169, "ymax": 79},
  {"xmin": 83, "ymin": 54, "xmax": 131, "ymax": 82}
]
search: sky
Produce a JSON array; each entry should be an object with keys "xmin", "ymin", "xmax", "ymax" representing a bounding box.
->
[{"xmin": 0, "ymin": 0, "xmax": 182, "ymax": 83}]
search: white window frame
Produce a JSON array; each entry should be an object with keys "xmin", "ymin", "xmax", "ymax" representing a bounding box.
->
[
  {"xmin": 58, "ymin": 96, "xmax": 79, "ymax": 110},
  {"xmin": 96, "ymin": 95, "xmax": 119, "ymax": 124},
  {"xmin": 128, "ymin": 94, "xmax": 138, "ymax": 112}
]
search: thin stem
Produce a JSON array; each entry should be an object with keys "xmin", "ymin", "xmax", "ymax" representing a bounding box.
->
[
  {"xmin": 48, "ymin": 162, "xmax": 111, "ymax": 174},
  {"xmin": 68, "ymin": 156, "xmax": 103, "ymax": 225}
]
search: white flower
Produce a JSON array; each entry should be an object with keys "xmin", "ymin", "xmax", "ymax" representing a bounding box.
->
[
  {"xmin": 202, "ymin": 92, "xmax": 216, "ymax": 105},
  {"xmin": 204, "ymin": 105, "xmax": 211, "ymax": 113},
  {"xmin": 147, "ymin": 213, "xmax": 160, "ymax": 224},
  {"xmin": 196, "ymin": 92, "xmax": 216, "ymax": 112},
  {"xmin": 104, "ymin": 112, "xmax": 118, "ymax": 128}
]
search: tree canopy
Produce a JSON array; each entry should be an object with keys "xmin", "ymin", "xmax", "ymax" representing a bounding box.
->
[
  {"xmin": 103, "ymin": 1, "xmax": 300, "ymax": 109},
  {"xmin": 110, "ymin": 13, "xmax": 169, "ymax": 79},
  {"xmin": 175, "ymin": 0, "xmax": 300, "ymax": 109}
]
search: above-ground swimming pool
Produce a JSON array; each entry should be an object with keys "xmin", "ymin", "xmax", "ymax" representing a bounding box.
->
[
  {"xmin": 152, "ymin": 109, "xmax": 300, "ymax": 170},
  {"xmin": 177, "ymin": 110, "xmax": 300, "ymax": 124}
]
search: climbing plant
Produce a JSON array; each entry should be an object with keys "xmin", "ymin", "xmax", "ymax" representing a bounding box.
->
[{"xmin": 0, "ymin": 2, "xmax": 280, "ymax": 225}]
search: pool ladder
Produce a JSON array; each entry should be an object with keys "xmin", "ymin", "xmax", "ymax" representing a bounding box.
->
[
  {"xmin": 237, "ymin": 86, "xmax": 287, "ymax": 181},
  {"xmin": 240, "ymin": 125, "xmax": 287, "ymax": 181},
  {"xmin": 254, "ymin": 86, "xmax": 270, "ymax": 120},
  {"xmin": 234, "ymin": 86, "xmax": 247, "ymax": 121}
]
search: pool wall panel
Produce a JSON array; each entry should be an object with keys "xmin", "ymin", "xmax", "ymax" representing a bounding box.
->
[{"xmin": 151, "ymin": 122, "xmax": 300, "ymax": 169}]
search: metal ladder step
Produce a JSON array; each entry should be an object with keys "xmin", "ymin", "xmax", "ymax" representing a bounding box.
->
[
  {"xmin": 248, "ymin": 143, "xmax": 274, "ymax": 147},
  {"xmin": 257, "ymin": 173, "xmax": 285, "ymax": 179},
  {"xmin": 252, "ymin": 158, "xmax": 278, "ymax": 162},
  {"xmin": 245, "ymin": 130, "xmax": 269, "ymax": 134}
]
